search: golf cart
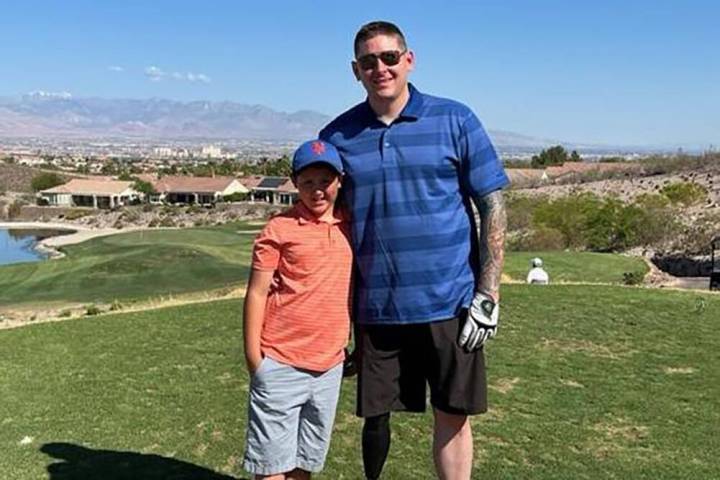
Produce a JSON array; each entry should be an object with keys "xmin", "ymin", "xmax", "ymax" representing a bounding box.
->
[{"xmin": 711, "ymin": 236, "xmax": 720, "ymax": 291}]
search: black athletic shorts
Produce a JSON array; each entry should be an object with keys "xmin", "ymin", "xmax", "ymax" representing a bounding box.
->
[{"xmin": 355, "ymin": 312, "xmax": 488, "ymax": 417}]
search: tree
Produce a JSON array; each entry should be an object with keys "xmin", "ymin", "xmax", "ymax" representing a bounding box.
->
[
  {"xmin": 531, "ymin": 145, "xmax": 569, "ymax": 168},
  {"xmin": 132, "ymin": 179, "xmax": 157, "ymax": 196},
  {"xmin": 569, "ymin": 150, "xmax": 582, "ymax": 162},
  {"xmin": 31, "ymin": 172, "xmax": 65, "ymax": 192}
]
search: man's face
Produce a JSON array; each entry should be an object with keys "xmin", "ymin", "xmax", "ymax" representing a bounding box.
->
[
  {"xmin": 293, "ymin": 164, "xmax": 342, "ymax": 219},
  {"xmin": 352, "ymin": 34, "xmax": 414, "ymax": 104}
]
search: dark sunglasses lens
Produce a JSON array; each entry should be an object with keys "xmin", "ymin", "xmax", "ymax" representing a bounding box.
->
[
  {"xmin": 357, "ymin": 54, "xmax": 377, "ymax": 70},
  {"xmin": 379, "ymin": 51, "xmax": 401, "ymax": 66}
]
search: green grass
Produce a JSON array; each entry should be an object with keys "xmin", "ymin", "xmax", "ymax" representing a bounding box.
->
[
  {"xmin": 0, "ymin": 223, "xmax": 257, "ymax": 307},
  {"xmin": 504, "ymin": 251, "xmax": 648, "ymax": 284},
  {"xmin": 0, "ymin": 228, "xmax": 646, "ymax": 310},
  {"xmin": 1, "ymin": 285, "xmax": 718, "ymax": 479}
]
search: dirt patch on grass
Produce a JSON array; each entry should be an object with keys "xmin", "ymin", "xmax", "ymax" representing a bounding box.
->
[
  {"xmin": 0, "ymin": 285, "xmax": 248, "ymax": 330},
  {"xmin": 539, "ymin": 338, "xmax": 635, "ymax": 359},
  {"xmin": 588, "ymin": 417, "xmax": 651, "ymax": 459},
  {"xmin": 663, "ymin": 366, "xmax": 696, "ymax": 375},
  {"xmin": 560, "ymin": 378, "xmax": 585, "ymax": 388},
  {"xmin": 489, "ymin": 377, "xmax": 521, "ymax": 394}
]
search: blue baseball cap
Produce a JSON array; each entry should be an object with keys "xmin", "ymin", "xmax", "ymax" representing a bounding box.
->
[{"xmin": 292, "ymin": 139, "xmax": 343, "ymax": 175}]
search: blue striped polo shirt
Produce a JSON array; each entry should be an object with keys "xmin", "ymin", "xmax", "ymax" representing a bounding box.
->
[{"xmin": 320, "ymin": 84, "xmax": 509, "ymax": 325}]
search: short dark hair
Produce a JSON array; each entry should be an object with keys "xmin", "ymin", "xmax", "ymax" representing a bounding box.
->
[{"xmin": 354, "ymin": 21, "xmax": 407, "ymax": 57}]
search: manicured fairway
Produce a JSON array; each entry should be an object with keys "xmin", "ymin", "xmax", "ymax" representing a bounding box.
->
[
  {"xmin": 1, "ymin": 285, "xmax": 717, "ymax": 479},
  {"xmin": 0, "ymin": 223, "xmax": 647, "ymax": 310},
  {"xmin": 0, "ymin": 224, "xmax": 255, "ymax": 308}
]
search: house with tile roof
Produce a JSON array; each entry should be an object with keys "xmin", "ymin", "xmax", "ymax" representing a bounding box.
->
[
  {"xmin": 38, "ymin": 178, "xmax": 140, "ymax": 209},
  {"xmin": 239, "ymin": 176, "xmax": 298, "ymax": 205},
  {"xmin": 137, "ymin": 175, "xmax": 249, "ymax": 205}
]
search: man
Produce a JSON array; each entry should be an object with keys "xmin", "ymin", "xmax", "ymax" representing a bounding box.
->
[
  {"xmin": 320, "ymin": 21, "xmax": 509, "ymax": 480},
  {"xmin": 527, "ymin": 257, "xmax": 550, "ymax": 284}
]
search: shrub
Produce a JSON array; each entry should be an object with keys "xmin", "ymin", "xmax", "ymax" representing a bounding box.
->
[
  {"xmin": 7, "ymin": 200, "xmax": 23, "ymax": 220},
  {"xmin": 159, "ymin": 217, "xmax": 176, "ymax": 227},
  {"xmin": 85, "ymin": 305, "xmax": 102, "ymax": 316},
  {"xmin": 623, "ymin": 271, "xmax": 645, "ymax": 286},
  {"xmin": 659, "ymin": 181, "xmax": 708, "ymax": 207},
  {"xmin": 509, "ymin": 226, "xmax": 566, "ymax": 251},
  {"xmin": 31, "ymin": 172, "xmax": 65, "ymax": 192},
  {"xmin": 58, "ymin": 309, "xmax": 73, "ymax": 318},
  {"xmin": 109, "ymin": 300, "xmax": 123, "ymax": 311},
  {"xmin": 64, "ymin": 209, "xmax": 92, "ymax": 220},
  {"xmin": 223, "ymin": 192, "xmax": 249, "ymax": 202}
]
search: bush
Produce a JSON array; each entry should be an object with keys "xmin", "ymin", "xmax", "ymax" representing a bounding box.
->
[
  {"xmin": 109, "ymin": 300, "xmax": 123, "ymax": 311},
  {"xmin": 64, "ymin": 209, "xmax": 92, "ymax": 220},
  {"xmin": 659, "ymin": 181, "xmax": 708, "ymax": 207},
  {"xmin": 509, "ymin": 226, "xmax": 566, "ymax": 251},
  {"xmin": 7, "ymin": 200, "xmax": 23, "ymax": 220},
  {"xmin": 85, "ymin": 305, "xmax": 102, "ymax": 316},
  {"xmin": 159, "ymin": 217, "xmax": 176, "ymax": 227},
  {"xmin": 223, "ymin": 192, "xmax": 249, "ymax": 202},
  {"xmin": 623, "ymin": 271, "xmax": 645, "ymax": 286},
  {"xmin": 527, "ymin": 192, "xmax": 680, "ymax": 252},
  {"xmin": 31, "ymin": 172, "xmax": 65, "ymax": 192}
]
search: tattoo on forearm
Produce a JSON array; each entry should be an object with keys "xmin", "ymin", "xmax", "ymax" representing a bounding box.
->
[{"xmin": 473, "ymin": 190, "xmax": 507, "ymax": 301}]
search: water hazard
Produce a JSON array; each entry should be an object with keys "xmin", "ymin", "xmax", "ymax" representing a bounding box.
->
[{"xmin": 0, "ymin": 228, "xmax": 72, "ymax": 266}]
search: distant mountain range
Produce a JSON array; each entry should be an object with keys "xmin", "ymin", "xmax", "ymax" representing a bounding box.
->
[{"xmin": 0, "ymin": 93, "xmax": 605, "ymax": 150}]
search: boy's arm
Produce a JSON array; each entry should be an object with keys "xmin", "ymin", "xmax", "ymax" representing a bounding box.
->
[{"xmin": 243, "ymin": 268, "xmax": 274, "ymax": 374}]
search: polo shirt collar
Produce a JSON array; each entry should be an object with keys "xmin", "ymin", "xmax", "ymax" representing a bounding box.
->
[{"xmin": 295, "ymin": 202, "xmax": 343, "ymax": 226}]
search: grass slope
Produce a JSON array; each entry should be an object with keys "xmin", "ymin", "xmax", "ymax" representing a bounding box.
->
[
  {"xmin": 1, "ymin": 285, "xmax": 718, "ymax": 479},
  {"xmin": 0, "ymin": 224, "xmax": 647, "ymax": 309},
  {"xmin": 0, "ymin": 224, "xmax": 255, "ymax": 307},
  {"xmin": 504, "ymin": 251, "xmax": 647, "ymax": 284}
]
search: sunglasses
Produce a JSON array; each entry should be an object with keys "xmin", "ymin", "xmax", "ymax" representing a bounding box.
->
[{"xmin": 355, "ymin": 50, "xmax": 407, "ymax": 70}]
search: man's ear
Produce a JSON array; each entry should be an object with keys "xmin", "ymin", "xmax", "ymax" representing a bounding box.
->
[
  {"xmin": 406, "ymin": 49, "xmax": 416, "ymax": 72},
  {"xmin": 351, "ymin": 61, "xmax": 361, "ymax": 81}
]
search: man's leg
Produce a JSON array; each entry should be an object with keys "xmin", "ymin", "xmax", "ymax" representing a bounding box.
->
[
  {"xmin": 362, "ymin": 413, "xmax": 391, "ymax": 480},
  {"xmin": 432, "ymin": 409, "xmax": 473, "ymax": 480}
]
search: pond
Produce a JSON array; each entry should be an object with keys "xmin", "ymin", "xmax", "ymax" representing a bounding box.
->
[{"xmin": 0, "ymin": 228, "xmax": 73, "ymax": 266}]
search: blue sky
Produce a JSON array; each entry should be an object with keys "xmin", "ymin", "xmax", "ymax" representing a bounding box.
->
[{"xmin": 1, "ymin": 0, "xmax": 718, "ymax": 146}]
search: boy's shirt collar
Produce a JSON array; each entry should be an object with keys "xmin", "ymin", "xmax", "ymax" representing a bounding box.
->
[{"xmin": 294, "ymin": 202, "xmax": 344, "ymax": 225}]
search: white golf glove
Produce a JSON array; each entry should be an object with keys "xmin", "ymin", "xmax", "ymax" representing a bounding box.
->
[{"xmin": 458, "ymin": 292, "xmax": 499, "ymax": 352}]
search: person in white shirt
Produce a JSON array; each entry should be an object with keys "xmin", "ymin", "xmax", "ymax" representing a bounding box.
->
[{"xmin": 527, "ymin": 257, "xmax": 549, "ymax": 284}]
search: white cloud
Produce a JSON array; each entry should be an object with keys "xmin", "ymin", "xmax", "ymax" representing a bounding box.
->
[
  {"xmin": 144, "ymin": 65, "xmax": 165, "ymax": 82},
  {"xmin": 108, "ymin": 65, "xmax": 124, "ymax": 72},
  {"xmin": 144, "ymin": 66, "xmax": 211, "ymax": 84},
  {"xmin": 27, "ymin": 90, "xmax": 72, "ymax": 99}
]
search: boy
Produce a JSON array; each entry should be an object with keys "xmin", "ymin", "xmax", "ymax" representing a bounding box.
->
[{"xmin": 242, "ymin": 139, "xmax": 352, "ymax": 480}]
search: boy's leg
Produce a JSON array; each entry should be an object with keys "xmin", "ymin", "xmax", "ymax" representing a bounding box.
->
[
  {"xmin": 295, "ymin": 362, "xmax": 343, "ymax": 474},
  {"xmin": 286, "ymin": 469, "xmax": 311, "ymax": 480},
  {"xmin": 244, "ymin": 357, "xmax": 311, "ymax": 477}
]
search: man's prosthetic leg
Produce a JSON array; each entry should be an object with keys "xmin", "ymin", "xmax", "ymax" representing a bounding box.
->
[{"xmin": 362, "ymin": 413, "xmax": 391, "ymax": 480}]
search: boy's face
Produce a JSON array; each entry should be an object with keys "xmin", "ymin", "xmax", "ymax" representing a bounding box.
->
[{"xmin": 293, "ymin": 163, "xmax": 342, "ymax": 219}]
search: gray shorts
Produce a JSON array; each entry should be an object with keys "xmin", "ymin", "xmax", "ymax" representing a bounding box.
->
[{"xmin": 243, "ymin": 356, "xmax": 343, "ymax": 476}]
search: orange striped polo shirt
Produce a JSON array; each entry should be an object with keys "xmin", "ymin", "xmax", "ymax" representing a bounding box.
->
[{"xmin": 252, "ymin": 202, "xmax": 352, "ymax": 372}]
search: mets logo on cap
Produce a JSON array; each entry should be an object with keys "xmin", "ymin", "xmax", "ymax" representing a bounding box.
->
[{"xmin": 311, "ymin": 140, "xmax": 326, "ymax": 156}]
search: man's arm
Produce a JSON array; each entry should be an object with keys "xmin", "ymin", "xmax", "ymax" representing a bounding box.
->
[{"xmin": 472, "ymin": 189, "xmax": 507, "ymax": 302}]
